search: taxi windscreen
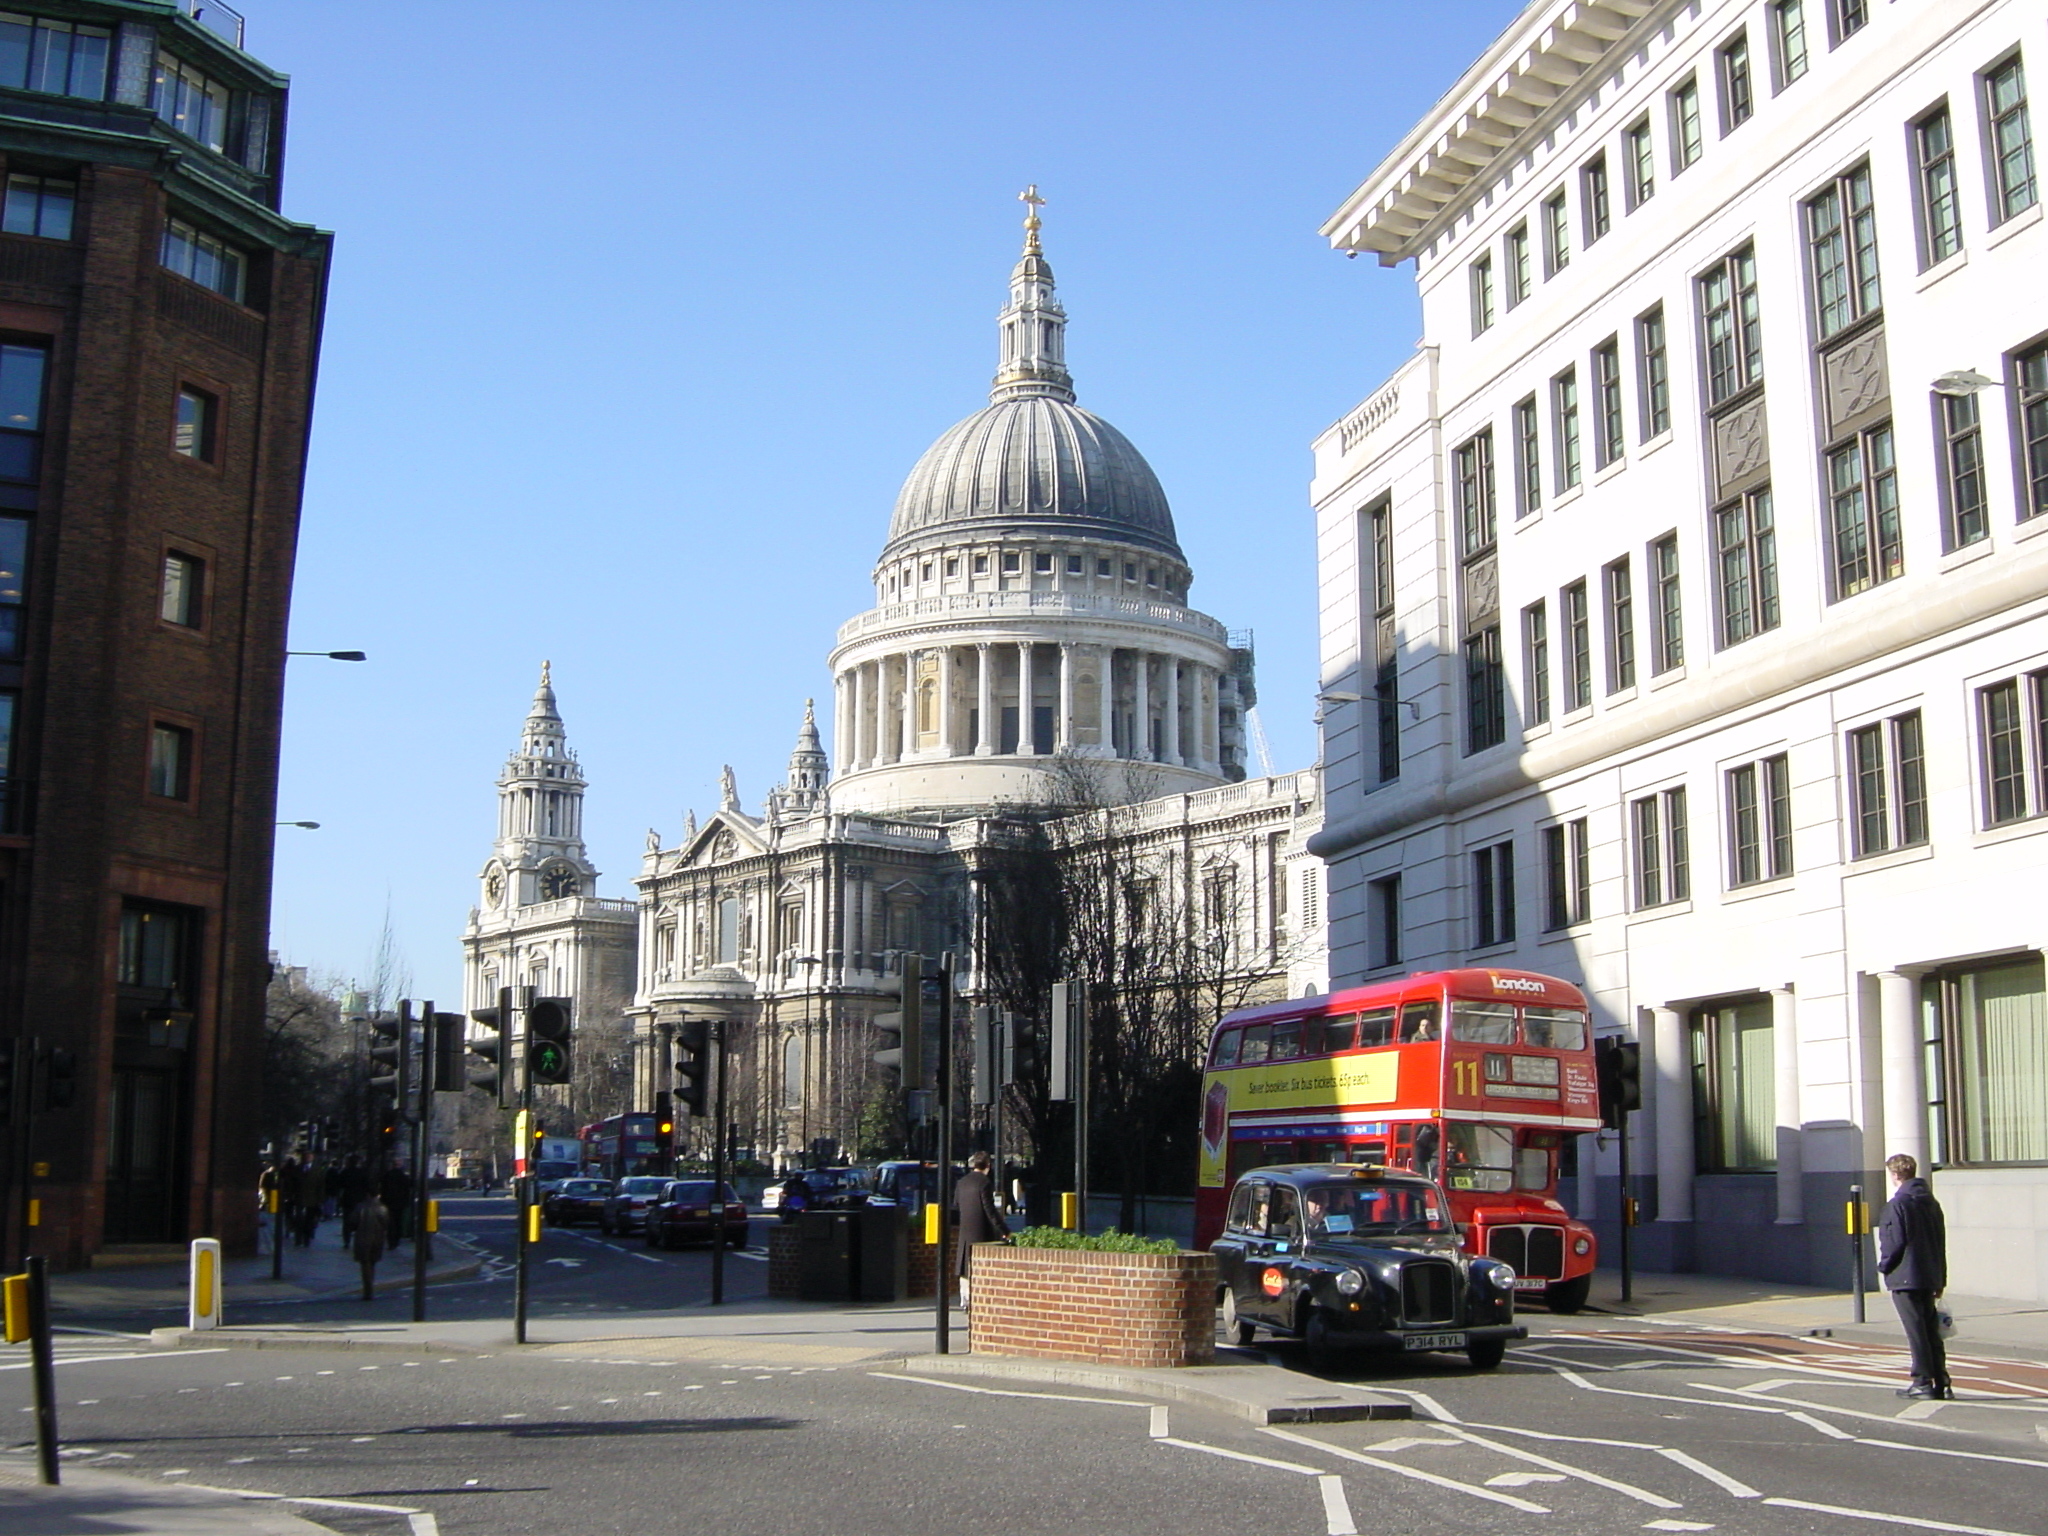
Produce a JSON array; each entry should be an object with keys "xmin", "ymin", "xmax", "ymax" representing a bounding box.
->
[{"xmin": 1304, "ymin": 1181, "xmax": 1449, "ymax": 1238}]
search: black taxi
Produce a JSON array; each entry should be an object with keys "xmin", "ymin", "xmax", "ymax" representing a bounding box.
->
[{"xmin": 1211, "ymin": 1164, "xmax": 1525, "ymax": 1370}]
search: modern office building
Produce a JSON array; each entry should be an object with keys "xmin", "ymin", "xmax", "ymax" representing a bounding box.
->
[
  {"xmin": 1310, "ymin": 0, "xmax": 2048, "ymax": 1293},
  {"xmin": 0, "ymin": 1, "xmax": 330, "ymax": 1266}
]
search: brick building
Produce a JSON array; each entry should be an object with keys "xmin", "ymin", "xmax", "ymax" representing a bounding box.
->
[{"xmin": 0, "ymin": 1, "xmax": 329, "ymax": 1266}]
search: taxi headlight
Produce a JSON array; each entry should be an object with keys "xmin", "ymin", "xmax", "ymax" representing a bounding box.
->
[
  {"xmin": 1480, "ymin": 1260, "xmax": 1515, "ymax": 1290},
  {"xmin": 1573, "ymin": 1236, "xmax": 1592, "ymax": 1256},
  {"xmin": 1335, "ymin": 1268, "xmax": 1366, "ymax": 1297}
]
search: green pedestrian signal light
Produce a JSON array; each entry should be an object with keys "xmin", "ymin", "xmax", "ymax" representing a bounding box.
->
[{"xmin": 528, "ymin": 996, "xmax": 573, "ymax": 1085}]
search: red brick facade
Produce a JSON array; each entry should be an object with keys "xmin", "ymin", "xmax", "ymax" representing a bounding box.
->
[{"xmin": 966, "ymin": 1246, "xmax": 1218, "ymax": 1368}]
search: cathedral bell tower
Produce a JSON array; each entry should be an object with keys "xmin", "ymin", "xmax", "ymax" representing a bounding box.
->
[{"xmin": 480, "ymin": 662, "xmax": 602, "ymax": 912}]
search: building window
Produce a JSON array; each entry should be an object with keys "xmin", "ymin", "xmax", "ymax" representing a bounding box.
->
[
  {"xmin": 1562, "ymin": 579, "xmax": 1591, "ymax": 713},
  {"xmin": 1633, "ymin": 786, "xmax": 1691, "ymax": 907},
  {"xmin": 1978, "ymin": 670, "xmax": 2048, "ymax": 826},
  {"xmin": 1552, "ymin": 368, "xmax": 1581, "ymax": 491},
  {"xmin": 1470, "ymin": 253, "xmax": 1494, "ymax": 335},
  {"xmin": 1366, "ymin": 497, "xmax": 1400, "ymax": 785},
  {"xmin": 1827, "ymin": 423, "xmax": 1901, "ymax": 598},
  {"xmin": 1829, "ymin": 0, "xmax": 1868, "ymax": 45},
  {"xmin": 1464, "ymin": 625, "xmax": 1505, "ymax": 754},
  {"xmin": 1699, "ymin": 245, "xmax": 1763, "ymax": 405},
  {"xmin": 1938, "ymin": 391, "xmax": 1987, "ymax": 550},
  {"xmin": 1454, "ymin": 429, "xmax": 1496, "ymax": 556},
  {"xmin": 1001, "ymin": 551, "xmax": 1020, "ymax": 574},
  {"xmin": 1604, "ymin": 557, "xmax": 1635, "ymax": 693},
  {"xmin": 1848, "ymin": 709, "xmax": 1927, "ymax": 856},
  {"xmin": 151, "ymin": 51, "xmax": 231, "ymax": 153},
  {"xmin": 1806, "ymin": 163, "xmax": 1880, "ymax": 342},
  {"xmin": 1593, "ymin": 339, "xmax": 1624, "ymax": 468},
  {"xmin": 1542, "ymin": 190, "xmax": 1570, "ymax": 276},
  {"xmin": 1624, "ymin": 117, "xmax": 1655, "ymax": 209},
  {"xmin": 1651, "ymin": 532, "xmax": 1684, "ymax": 673},
  {"xmin": 147, "ymin": 722, "xmax": 193, "ymax": 801},
  {"xmin": 1, "ymin": 174, "xmax": 72, "ymax": 240},
  {"xmin": 1727, "ymin": 753, "xmax": 1792, "ymax": 886},
  {"xmin": 1522, "ymin": 600, "xmax": 1550, "ymax": 727},
  {"xmin": 118, "ymin": 902, "xmax": 194, "ymax": 992},
  {"xmin": 1913, "ymin": 105, "xmax": 1963, "ymax": 268},
  {"xmin": 0, "ymin": 341, "xmax": 47, "ymax": 484},
  {"xmin": 1367, "ymin": 874, "xmax": 1403, "ymax": 969},
  {"xmin": 1472, "ymin": 841, "xmax": 1516, "ymax": 948},
  {"xmin": 1033, "ymin": 551, "xmax": 1053, "ymax": 574},
  {"xmin": 174, "ymin": 386, "xmax": 215, "ymax": 461},
  {"xmin": 1542, "ymin": 818, "xmax": 1590, "ymax": 930},
  {"xmin": 1670, "ymin": 74, "xmax": 1704, "ymax": 172},
  {"xmin": 1985, "ymin": 56, "xmax": 2038, "ymax": 224},
  {"xmin": 1770, "ymin": 1, "xmax": 1809, "ymax": 88},
  {"xmin": 1505, "ymin": 223, "xmax": 1531, "ymax": 306},
  {"xmin": 161, "ymin": 217, "xmax": 246, "ymax": 303},
  {"xmin": 0, "ymin": 517, "xmax": 23, "ymax": 659},
  {"xmin": 1718, "ymin": 30, "xmax": 1754, "ymax": 132},
  {"xmin": 1692, "ymin": 997, "xmax": 1776, "ymax": 1171},
  {"xmin": 0, "ymin": 14, "xmax": 110, "ymax": 100},
  {"xmin": 1582, "ymin": 153, "xmax": 1611, "ymax": 243},
  {"xmin": 1636, "ymin": 306, "xmax": 1669, "ymax": 439},
  {"xmin": 1513, "ymin": 395, "xmax": 1541, "ymax": 515},
  {"xmin": 2019, "ymin": 343, "xmax": 2048, "ymax": 521},
  {"xmin": 160, "ymin": 551, "xmax": 204, "ymax": 628},
  {"xmin": 1930, "ymin": 955, "xmax": 2048, "ymax": 1166}
]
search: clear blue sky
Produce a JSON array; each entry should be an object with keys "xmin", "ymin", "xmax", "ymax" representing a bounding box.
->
[{"xmin": 260, "ymin": 0, "xmax": 1524, "ymax": 999}]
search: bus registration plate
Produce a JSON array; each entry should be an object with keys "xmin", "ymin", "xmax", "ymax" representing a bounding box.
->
[{"xmin": 1402, "ymin": 1331, "xmax": 1467, "ymax": 1351}]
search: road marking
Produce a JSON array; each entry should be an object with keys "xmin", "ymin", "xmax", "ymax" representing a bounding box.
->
[
  {"xmin": 868, "ymin": 1371, "xmax": 1152, "ymax": 1408},
  {"xmin": 1655, "ymin": 1447, "xmax": 1760, "ymax": 1498},
  {"xmin": 181, "ymin": 1481, "xmax": 440, "ymax": 1536},
  {"xmin": 1160, "ymin": 1435, "xmax": 1322, "ymax": 1474},
  {"xmin": 1689, "ymin": 1383, "xmax": 1961, "ymax": 1432},
  {"xmin": 1489, "ymin": 1472, "xmax": 1568, "ymax": 1486},
  {"xmin": 1436, "ymin": 1424, "xmax": 1682, "ymax": 1508},
  {"xmin": 1319, "ymin": 1473, "xmax": 1358, "ymax": 1535},
  {"xmin": 1465, "ymin": 1420, "xmax": 1659, "ymax": 1450},
  {"xmin": 1149, "ymin": 1405, "xmax": 1169, "ymax": 1439},
  {"xmin": 1788, "ymin": 1412, "xmax": 1856, "ymax": 1440},
  {"xmin": 1367, "ymin": 1386, "xmax": 1460, "ymax": 1423},
  {"xmin": 1643, "ymin": 1522, "xmax": 1715, "ymax": 1532},
  {"xmin": 1764, "ymin": 1496, "xmax": 2037, "ymax": 1536},
  {"xmin": 0, "ymin": 1348, "xmax": 228, "ymax": 1372},
  {"xmin": 1856, "ymin": 1436, "xmax": 2048, "ymax": 1470},
  {"xmin": 1366, "ymin": 1436, "xmax": 1463, "ymax": 1452},
  {"xmin": 1261, "ymin": 1427, "xmax": 1550, "ymax": 1513},
  {"xmin": 1535, "ymin": 1364, "xmax": 1796, "ymax": 1415}
]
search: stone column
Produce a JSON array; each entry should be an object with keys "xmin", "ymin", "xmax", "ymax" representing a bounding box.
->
[
  {"xmin": 1133, "ymin": 651, "xmax": 1151, "ymax": 761},
  {"xmin": 1098, "ymin": 646, "xmax": 1116, "ymax": 755},
  {"xmin": 1877, "ymin": 971, "xmax": 1925, "ymax": 1171},
  {"xmin": 1773, "ymin": 986, "xmax": 1803, "ymax": 1225},
  {"xmin": 834, "ymin": 671, "xmax": 851, "ymax": 771},
  {"xmin": 1164, "ymin": 656, "xmax": 1182, "ymax": 765},
  {"xmin": 850, "ymin": 663, "xmax": 869, "ymax": 770},
  {"xmin": 937, "ymin": 645, "xmax": 955, "ymax": 756},
  {"xmin": 1018, "ymin": 641, "xmax": 1036, "ymax": 755},
  {"xmin": 1056, "ymin": 643, "xmax": 1074, "ymax": 752},
  {"xmin": 1651, "ymin": 1006, "xmax": 1693, "ymax": 1223},
  {"xmin": 975, "ymin": 643, "xmax": 995, "ymax": 755},
  {"xmin": 901, "ymin": 650, "xmax": 918, "ymax": 758}
]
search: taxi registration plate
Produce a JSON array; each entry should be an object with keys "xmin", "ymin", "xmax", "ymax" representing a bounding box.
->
[{"xmin": 1402, "ymin": 1331, "xmax": 1467, "ymax": 1351}]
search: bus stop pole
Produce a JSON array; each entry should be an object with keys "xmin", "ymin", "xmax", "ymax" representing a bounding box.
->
[
  {"xmin": 711, "ymin": 1021, "xmax": 728, "ymax": 1307},
  {"xmin": 1617, "ymin": 1111, "xmax": 1634, "ymax": 1305},
  {"xmin": 1849, "ymin": 1184, "xmax": 1867, "ymax": 1323},
  {"xmin": 935, "ymin": 956, "xmax": 953, "ymax": 1356},
  {"xmin": 412, "ymin": 1001, "xmax": 432, "ymax": 1324}
]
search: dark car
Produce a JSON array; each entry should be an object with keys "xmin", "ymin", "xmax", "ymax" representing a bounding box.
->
[
  {"xmin": 1211, "ymin": 1164, "xmax": 1525, "ymax": 1370},
  {"xmin": 645, "ymin": 1179, "xmax": 749, "ymax": 1249},
  {"xmin": 541, "ymin": 1177, "xmax": 613, "ymax": 1228},
  {"xmin": 763, "ymin": 1166, "xmax": 870, "ymax": 1217},
  {"xmin": 599, "ymin": 1175, "xmax": 671, "ymax": 1235},
  {"xmin": 864, "ymin": 1160, "xmax": 941, "ymax": 1212}
]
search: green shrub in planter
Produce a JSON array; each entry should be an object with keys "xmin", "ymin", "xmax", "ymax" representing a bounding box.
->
[{"xmin": 1010, "ymin": 1227, "xmax": 1180, "ymax": 1254}]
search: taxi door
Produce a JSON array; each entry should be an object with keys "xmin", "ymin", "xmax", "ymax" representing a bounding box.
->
[{"xmin": 1244, "ymin": 1184, "xmax": 1306, "ymax": 1328}]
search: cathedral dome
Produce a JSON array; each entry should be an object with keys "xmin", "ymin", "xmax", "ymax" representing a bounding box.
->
[{"xmin": 886, "ymin": 396, "xmax": 1181, "ymax": 558}]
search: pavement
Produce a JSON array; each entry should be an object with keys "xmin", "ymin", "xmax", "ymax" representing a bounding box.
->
[{"xmin": 10, "ymin": 1260, "xmax": 2048, "ymax": 1533}]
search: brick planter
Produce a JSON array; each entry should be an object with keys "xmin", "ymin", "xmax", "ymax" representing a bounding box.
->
[{"xmin": 966, "ymin": 1245, "xmax": 1217, "ymax": 1368}]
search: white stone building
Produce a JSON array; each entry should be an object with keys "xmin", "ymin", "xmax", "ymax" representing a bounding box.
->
[{"xmin": 1309, "ymin": 0, "xmax": 2048, "ymax": 1294}]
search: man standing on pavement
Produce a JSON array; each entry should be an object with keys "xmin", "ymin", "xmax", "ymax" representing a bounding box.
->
[
  {"xmin": 1877, "ymin": 1152, "xmax": 1952, "ymax": 1400},
  {"xmin": 352, "ymin": 1192, "xmax": 389, "ymax": 1302},
  {"xmin": 954, "ymin": 1150, "xmax": 1011, "ymax": 1311}
]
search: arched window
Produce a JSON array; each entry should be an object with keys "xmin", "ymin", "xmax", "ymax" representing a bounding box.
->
[
  {"xmin": 716, "ymin": 897, "xmax": 740, "ymax": 964},
  {"xmin": 917, "ymin": 678, "xmax": 937, "ymax": 737},
  {"xmin": 783, "ymin": 1034, "xmax": 804, "ymax": 1108}
]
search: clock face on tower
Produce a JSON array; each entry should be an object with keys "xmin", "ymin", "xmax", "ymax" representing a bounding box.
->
[
  {"xmin": 540, "ymin": 865, "xmax": 581, "ymax": 900},
  {"xmin": 483, "ymin": 868, "xmax": 504, "ymax": 907}
]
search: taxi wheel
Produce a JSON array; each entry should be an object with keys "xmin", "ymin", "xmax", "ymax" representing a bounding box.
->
[
  {"xmin": 1466, "ymin": 1338, "xmax": 1507, "ymax": 1370},
  {"xmin": 1219, "ymin": 1288, "xmax": 1256, "ymax": 1347},
  {"xmin": 1545, "ymin": 1275, "xmax": 1591, "ymax": 1314}
]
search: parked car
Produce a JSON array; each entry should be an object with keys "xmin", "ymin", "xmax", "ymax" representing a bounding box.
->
[
  {"xmin": 1211, "ymin": 1163, "xmax": 1526, "ymax": 1370},
  {"xmin": 645, "ymin": 1179, "xmax": 749, "ymax": 1249},
  {"xmin": 865, "ymin": 1160, "xmax": 941, "ymax": 1213},
  {"xmin": 599, "ymin": 1175, "xmax": 672, "ymax": 1235},
  {"xmin": 761, "ymin": 1166, "xmax": 871, "ymax": 1215},
  {"xmin": 541, "ymin": 1177, "xmax": 613, "ymax": 1228}
]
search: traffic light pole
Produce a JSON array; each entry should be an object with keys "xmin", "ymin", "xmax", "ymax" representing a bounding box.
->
[
  {"xmin": 411, "ymin": 1001, "xmax": 433, "ymax": 1324},
  {"xmin": 711, "ymin": 1021, "xmax": 728, "ymax": 1307},
  {"xmin": 513, "ymin": 995, "xmax": 532, "ymax": 1346},
  {"xmin": 1617, "ymin": 1109, "xmax": 1634, "ymax": 1305},
  {"xmin": 934, "ymin": 955, "xmax": 954, "ymax": 1356}
]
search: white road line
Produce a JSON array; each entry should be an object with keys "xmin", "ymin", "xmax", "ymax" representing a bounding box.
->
[
  {"xmin": 0, "ymin": 1348, "xmax": 228, "ymax": 1372},
  {"xmin": 1319, "ymin": 1473, "xmax": 1359, "ymax": 1535},
  {"xmin": 1160, "ymin": 1435, "xmax": 1322, "ymax": 1473},
  {"xmin": 1149, "ymin": 1405, "xmax": 1169, "ymax": 1439},
  {"xmin": 1260, "ymin": 1427, "xmax": 1550, "ymax": 1513},
  {"xmin": 1788, "ymin": 1411, "xmax": 1856, "ymax": 1440},
  {"xmin": 1367, "ymin": 1386, "xmax": 1460, "ymax": 1422},
  {"xmin": 179, "ymin": 1482, "xmax": 439, "ymax": 1536},
  {"xmin": 1435, "ymin": 1424, "xmax": 1682, "ymax": 1509},
  {"xmin": 1855, "ymin": 1437, "xmax": 2048, "ymax": 1470},
  {"xmin": 1656, "ymin": 1447, "xmax": 1761, "ymax": 1498},
  {"xmin": 1764, "ymin": 1496, "xmax": 2038, "ymax": 1536},
  {"xmin": 867, "ymin": 1371, "xmax": 1152, "ymax": 1408},
  {"xmin": 1535, "ymin": 1364, "xmax": 1785, "ymax": 1415},
  {"xmin": 1688, "ymin": 1382, "xmax": 1961, "ymax": 1432},
  {"xmin": 1366, "ymin": 1436, "xmax": 1465, "ymax": 1452},
  {"xmin": 1464, "ymin": 1419, "xmax": 1659, "ymax": 1450}
]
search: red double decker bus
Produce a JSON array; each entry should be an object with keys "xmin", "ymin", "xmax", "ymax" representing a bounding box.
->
[{"xmin": 1196, "ymin": 968, "xmax": 1601, "ymax": 1311}]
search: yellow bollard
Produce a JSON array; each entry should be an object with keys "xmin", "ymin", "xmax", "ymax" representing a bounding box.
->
[
  {"xmin": 2, "ymin": 1273, "xmax": 26, "ymax": 1343},
  {"xmin": 1060, "ymin": 1191, "xmax": 1079, "ymax": 1231},
  {"xmin": 25, "ymin": 1199, "xmax": 37, "ymax": 1227},
  {"xmin": 424, "ymin": 1199, "xmax": 439, "ymax": 1234},
  {"xmin": 188, "ymin": 1239, "xmax": 222, "ymax": 1332},
  {"xmin": 923, "ymin": 1201, "xmax": 941, "ymax": 1246},
  {"xmin": 526, "ymin": 1204, "xmax": 541, "ymax": 1244}
]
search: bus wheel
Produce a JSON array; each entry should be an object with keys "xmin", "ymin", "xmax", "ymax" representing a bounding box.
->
[
  {"xmin": 1545, "ymin": 1275, "xmax": 1592, "ymax": 1314},
  {"xmin": 1466, "ymin": 1338, "xmax": 1507, "ymax": 1370},
  {"xmin": 1220, "ymin": 1287, "xmax": 1256, "ymax": 1347}
]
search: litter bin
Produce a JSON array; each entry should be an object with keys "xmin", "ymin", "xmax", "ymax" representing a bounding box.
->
[
  {"xmin": 857, "ymin": 1205, "xmax": 909, "ymax": 1302},
  {"xmin": 797, "ymin": 1210, "xmax": 857, "ymax": 1301}
]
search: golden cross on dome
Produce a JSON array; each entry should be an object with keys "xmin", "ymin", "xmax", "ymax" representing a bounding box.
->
[{"xmin": 1019, "ymin": 184, "xmax": 1045, "ymax": 252}]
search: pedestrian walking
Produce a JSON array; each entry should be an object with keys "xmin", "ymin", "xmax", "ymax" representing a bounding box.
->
[
  {"xmin": 294, "ymin": 1159, "xmax": 326, "ymax": 1247},
  {"xmin": 1877, "ymin": 1152, "xmax": 1952, "ymax": 1400},
  {"xmin": 954, "ymin": 1150, "xmax": 1011, "ymax": 1311},
  {"xmin": 352, "ymin": 1193, "xmax": 389, "ymax": 1302},
  {"xmin": 379, "ymin": 1162, "xmax": 412, "ymax": 1244},
  {"xmin": 337, "ymin": 1155, "xmax": 368, "ymax": 1247}
]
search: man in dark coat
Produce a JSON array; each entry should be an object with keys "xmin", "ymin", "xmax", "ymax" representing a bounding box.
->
[
  {"xmin": 954, "ymin": 1151, "xmax": 1011, "ymax": 1310},
  {"xmin": 1877, "ymin": 1152, "xmax": 1951, "ymax": 1400},
  {"xmin": 352, "ymin": 1194, "xmax": 389, "ymax": 1302}
]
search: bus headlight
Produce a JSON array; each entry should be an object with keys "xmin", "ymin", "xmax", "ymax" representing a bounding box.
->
[{"xmin": 1335, "ymin": 1268, "xmax": 1366, "ymax": 1297}]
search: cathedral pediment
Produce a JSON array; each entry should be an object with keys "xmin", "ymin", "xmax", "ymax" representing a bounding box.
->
[{"xmin": 680, "ymin": 812, "xmax": 767, "ymax": 869}]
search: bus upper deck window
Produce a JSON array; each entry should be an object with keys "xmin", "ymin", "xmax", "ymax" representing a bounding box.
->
[
  {"xmin": 1400, "ymin": 1001, "xmax": 1440, "ymax": 1042},
  {"xmin": 1270, "ymin": 1018, "xmax": 1304, "ymax": 1060},
  {"xmin": 1240, "ymin": 1024, "xmax": 1272, "ymax": 1064},
  {"xmin": 1523, "ymin": 1006, "xmax": 1587, "ymax": 1051},
  {"xmin": 1357, "ymin": 1007, "xmax": 1396, "ymax": 1047},
  {"xmin": 1317, "ymin": 1013, "xmax": 1359, "ymax": 1052},
  {"xmin": 1213, "ymin": 1029, "xmax": 1241, "ymax": 1067},
  {"xmin": 1452, "ymin": 1001, "xmax": 1516, "ymax": 1044}
]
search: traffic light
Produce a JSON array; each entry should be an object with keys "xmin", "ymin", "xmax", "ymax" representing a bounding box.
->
[
  {"xmin": 1049, "ymin": 981, "xmax": 1086, "ymax": 1103},
  {"xmin": 43, "ymin": 1046, "xmax": 76, "ymax": 1111},
  {"xmin": 873, "ymin": 955, "xmax": 924, "ymax": 1083},
  {"xmin": 653, "ymin": 1091, "xmax": 675, "ymax": 1161},
  {"xmin": 1009, "ymin": 1011, "xmax": 1042, "ymax": 1084},
  {"xmin": 468, "ymin": 998, "xmax": 509, "ymax": 1105},
  {"xmin": 1596, "ymin": 1037, "xmax": 1642, "ymax": 1129},
  {"xmin": 970, "ymin": 1005, "xmax": 997, "ymax": 1107},
  {"xmin": 431, "ymin": 1012, "xmax": 465, "ymax": 1097},
  {"xmin": 674, "ymin": 1018, "xmax": 709, "ymax": 1117},
  {"xmin": 368, "ymin": 1011, "xmax": 411, "ymax": 1112},
  {"xmin": 0, "ymin": 1037, "xmax": 15, "ymax": 1129},
  {"xmin": 527, "ymin": 996, "xmax": 573, "ymax": 1085}
]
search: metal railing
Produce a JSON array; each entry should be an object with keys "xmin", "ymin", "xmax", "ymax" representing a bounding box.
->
[{"xmin": 180, "ymin": 1, "xmax": 246, "ymax": 49}]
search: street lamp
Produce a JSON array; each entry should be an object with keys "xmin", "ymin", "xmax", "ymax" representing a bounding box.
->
[
  {"xmin": 1317, "ymin": 688, "xmax": 1420, "ymax": 723},
  {"xmin": 286, "ymin": 650, "xmax": 367, "ymax": 661},
  {"xmin": 276, "ymin": 820, "xmax": 320, "ymax": 829},
  {"xmin": 1931, "ymin": 369, "xmax": 2000, "ymax": 397}
]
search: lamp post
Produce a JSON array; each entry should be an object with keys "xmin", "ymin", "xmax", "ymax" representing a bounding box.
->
[
  {"xmin": 286, "ymin": 650, "xmax": 367, "ymax": 661},
  {"xmin": 276, "ymin": 820, "xmax": 320, "ymax": 829}
]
